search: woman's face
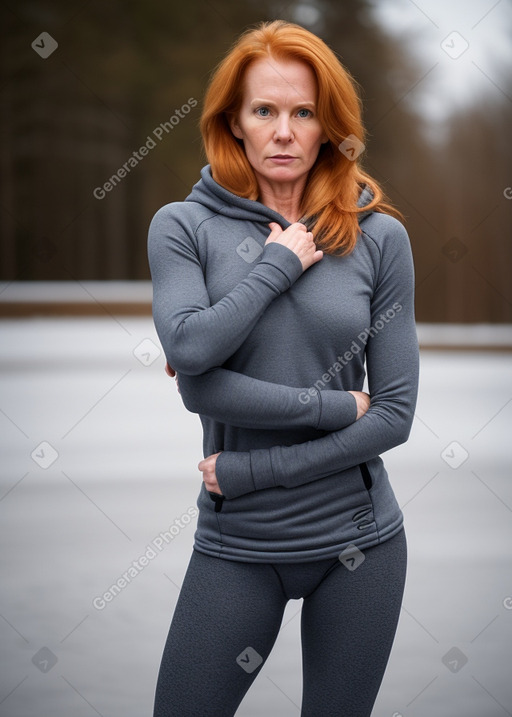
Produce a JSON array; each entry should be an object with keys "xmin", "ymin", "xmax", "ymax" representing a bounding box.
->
[{"xmin": 230, "ymin": 57, "xmax": 328, "ymax": 192}]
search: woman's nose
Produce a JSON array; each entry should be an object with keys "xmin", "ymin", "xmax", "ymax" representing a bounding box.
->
[{"xmin": 273, "ymin": 114, "xmax": 294, "ymax": 142}]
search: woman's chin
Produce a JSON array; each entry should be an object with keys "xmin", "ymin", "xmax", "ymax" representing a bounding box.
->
[{"xmin": 257, "ymin": 164, "xmax": 307, "ymax": 187}]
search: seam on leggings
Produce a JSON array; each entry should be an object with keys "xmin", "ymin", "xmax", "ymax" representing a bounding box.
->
[
  {"xmin": 305, "ymin": 531, "xmax": 406, "ymax": 600},
  {"xmin": 302, "ymin": 558, "xmax": 341, "ymax": 601},
  {"xmin": 269, "ymin": 564, "xmax": 289, "ymax": 601}
]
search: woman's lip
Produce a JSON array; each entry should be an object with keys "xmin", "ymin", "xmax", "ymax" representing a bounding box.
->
[{"xmin": 269, "ymin": 156, "xmax": 296, "ymax": 164}]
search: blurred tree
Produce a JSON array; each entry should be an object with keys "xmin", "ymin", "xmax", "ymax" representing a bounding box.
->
[{"xmin": 416, "ymin": 98, "xmax": 512, "ymax": 322}]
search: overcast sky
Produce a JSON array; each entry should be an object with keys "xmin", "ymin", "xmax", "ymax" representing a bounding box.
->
[
  {"xmin": 368, "ymin": 0, "xmax": 512, "ymax": 124},
  {"xmin": 292, "ymin": 0, "xmax": 512, "ymax": 129}
]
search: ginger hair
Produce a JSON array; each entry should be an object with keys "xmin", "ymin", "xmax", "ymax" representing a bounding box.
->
[{"xmin": 200, "ymin": 20, "xmax": 402, "ymax": 254}]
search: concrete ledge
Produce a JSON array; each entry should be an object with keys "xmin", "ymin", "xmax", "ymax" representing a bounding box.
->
[
  {"xmin": 0, "ymin": 281, "xmax": 153, "ymax": 317},
  {"xmin": 416, "ymin": 323, "xmax": 512, "ymax": 350}
]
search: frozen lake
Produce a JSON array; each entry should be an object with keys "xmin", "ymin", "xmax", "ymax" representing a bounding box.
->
[{"xmin": 0, "ymin": 317, "xmax": 511, "ymax": 716}]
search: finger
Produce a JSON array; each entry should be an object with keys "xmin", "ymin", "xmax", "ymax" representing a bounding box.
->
[
  {"xmin": 265, "ymin": 223, "xmax": 283, "ymax": 245},
  {"xmin": 267, "ymin": 222, "xmax": 283, "ymax": 236},
  {"xmin": 165, "ymin": 362, "xmax": 176, "ymax": 377},
  {"xmin": 293, "ymin": 222, "xmax": 308, "ymax": 232}
]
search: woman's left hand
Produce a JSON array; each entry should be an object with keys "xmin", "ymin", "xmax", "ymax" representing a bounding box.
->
[{"xmin": 198, "ymin": 452, "xmax": 223, "ymax": 494}]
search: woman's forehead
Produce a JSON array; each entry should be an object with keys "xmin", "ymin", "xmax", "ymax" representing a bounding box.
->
[{"xmin": 243, "ymin": 57, "xmax": 318, "ymax": 100}]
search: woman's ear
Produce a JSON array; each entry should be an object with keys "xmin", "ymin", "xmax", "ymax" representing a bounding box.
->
[{"xmin": 229, "ymin": 114, "xmax": 244, "ymax": 140}]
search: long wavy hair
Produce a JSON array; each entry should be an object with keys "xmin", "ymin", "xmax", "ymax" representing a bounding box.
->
[{"xmin": 200, "ymin": 20, "xmax": 403, "ymax": 254}]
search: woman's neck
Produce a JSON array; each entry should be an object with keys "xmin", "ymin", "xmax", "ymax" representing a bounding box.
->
[{"xmin": 257, "ymin": 176, "xmax": 306, "ymax": 224}]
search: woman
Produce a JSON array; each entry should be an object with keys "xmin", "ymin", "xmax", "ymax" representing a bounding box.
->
[{"xmin": 148, "ymin": 19, "xmax": 419, "ymax": 717}]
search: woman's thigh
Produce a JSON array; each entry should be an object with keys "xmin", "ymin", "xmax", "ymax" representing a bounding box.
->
[
  {"xmin": 300, "ymin": 530, "xmax": 408, "ymax": 717},
  {"xmin": 153, "ymin": 549, "xmax": 287, "ymax": 717}
]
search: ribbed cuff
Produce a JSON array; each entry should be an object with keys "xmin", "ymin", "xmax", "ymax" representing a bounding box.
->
[
  {"xmin": 256, "ymin": 242, "xmax": 303, "ymax": 291},
  {"xmin": 215, "ymin": 451, "xmax": 253, "ymax": 499},
  {"xmin": 249, "ymin": 449, "xmax": 276, "ymax": 491},
  {"xmin": 316, "ymin": 390, "xmax": 358, "ymax": 431}
]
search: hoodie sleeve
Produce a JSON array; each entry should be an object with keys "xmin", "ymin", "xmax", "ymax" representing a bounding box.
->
[
  {"xmin": 214, "ymin": 220, "xmax": 419, "ymax": 499},
  {"xmin": 177, "ymin": 369, "xmax": 357, "ymax": 431},
  {"xmin": 148, "ymin": 204, "xmax": 303, "ymax": 375}
]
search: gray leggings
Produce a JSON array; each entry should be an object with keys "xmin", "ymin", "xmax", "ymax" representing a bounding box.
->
[{"xmin": 153, "ymin": 529, "xmax": 407, "ymax": 716}]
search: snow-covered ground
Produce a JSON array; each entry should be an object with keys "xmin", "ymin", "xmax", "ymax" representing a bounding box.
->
[{"xmin": 0, "ymin": 317, "xmax": 511, "ymax": 717}]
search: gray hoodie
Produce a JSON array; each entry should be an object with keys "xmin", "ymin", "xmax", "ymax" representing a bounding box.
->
[{"xmin": 148, "ymin": 165, "xmax": 419, "ymax": 563}]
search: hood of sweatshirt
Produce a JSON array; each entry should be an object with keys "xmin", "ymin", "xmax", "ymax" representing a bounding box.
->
[{"xmin": 185, "ymin": 165, "xmax": 374, "ymax": 229}]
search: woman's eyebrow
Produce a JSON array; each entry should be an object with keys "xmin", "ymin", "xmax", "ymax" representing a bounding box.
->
[{"xmin": 249, "ymin": 98, "xmax": 316, "ymax": 108}]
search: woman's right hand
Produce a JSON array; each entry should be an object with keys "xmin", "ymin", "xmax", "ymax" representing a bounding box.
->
[
  {"xmin": 266, "ymin": 222, "xmax": 323, "ymax": 272},
  {"xmin": 348, "ymin": 390, "xmax": 370, "ymax": 419},
  {"xmin": 165, "ymin": 362, "xmax": 180, "ymax": 393}
]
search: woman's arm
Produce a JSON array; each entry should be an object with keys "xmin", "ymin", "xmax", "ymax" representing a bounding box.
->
[
  {"xmin": 148, "ymin": 208, "xmax": 320, "ymax": 375},
  {"xmin": 213, "ymin": 220, "xmax": 419, "ymax": 499},
  {"xmin": 175, "ymin": 367, "xmax": 359, "ymax": 431},
  {"xmin": 151, "ymin": 206, "xmax": 359, "ymax": 431}
]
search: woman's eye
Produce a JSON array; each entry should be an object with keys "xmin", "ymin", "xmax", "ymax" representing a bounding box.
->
[
  {"xmin": 297, "ymin": 108, "xmax": 311, "ymax": 118},
  {"xmin": 256, "ymin": 107, "xmax": 270, "ymax": 117}
]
